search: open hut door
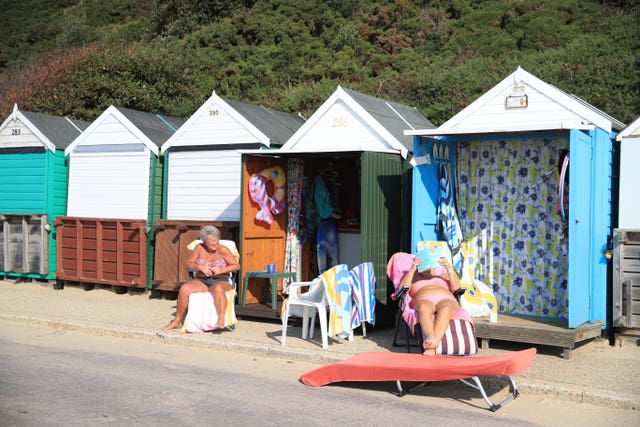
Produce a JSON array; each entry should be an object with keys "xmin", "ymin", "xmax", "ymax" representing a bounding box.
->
[
  {"xmin": 240, "ymin": 155, "xmax": 288, "ymax": 304},
  {"xmin": 410, "ymin": 138, "xmax": 455, "ymax": 248},
  {"xmin": 567, "ymin": 130, "xmax": 592, "ymax": 327},
  {"xmin": 360, "ymin": 151, "xmax": 406, "ymax": 308}
]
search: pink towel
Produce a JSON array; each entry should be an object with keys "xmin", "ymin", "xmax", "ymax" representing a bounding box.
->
[
  {"xmin": 386, "ymin": 252, "xmax": 415, "ymax": 290},
  {"xmin": 182, "ymin": 292, "xmax": 219, "ymax": 333}
]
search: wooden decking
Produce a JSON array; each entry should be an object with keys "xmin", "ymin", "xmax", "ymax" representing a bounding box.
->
[
  {"xmin": 474, "ymin": 314, "xmax": 603, "ymax": 359},
  {"xmin": 236, "ymin": 302, "xmax": 284, "ymax": 321}
]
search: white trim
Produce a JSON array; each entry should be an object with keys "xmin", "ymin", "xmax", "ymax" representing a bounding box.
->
[
  {"xmin": 280, "ymin": 86, "xmax": 408, "ymax": 158},
  {"xmin": 0, "ymin": 104, "xmax": 56, "ymax": 152},
  {"xmin": 406, "ymin": 121, "xmax": 594, "ymax": 137},
  {"xmin": 65, "ymin": 105, "xmax": 160, "ymax": 156},
  {"xmin": 160, "ymin": 91, "xmax": 270, "ymax": 153},
  {"xmin": 64, "ymin": 116, "xmax": 83, "ymax": 133},
  {"xmin": 616, "ymin": 116, "xmax": 640, "ymax": 141}
]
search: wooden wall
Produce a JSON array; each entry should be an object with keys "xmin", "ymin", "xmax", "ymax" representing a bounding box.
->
[
  {"xmin": 613, "ymin": 229, "xmax": 640, "ymax": 328},
  {"xmin": 152, "ymin": 219, "xmax": 239, "ymax": 291},
  {"xmin": 55, "ymin": 216, "xmax": 147, "ymax": 287},
  {"xmin": 241, "ymin": 156, "xmax": 287, "ymax": 304}
]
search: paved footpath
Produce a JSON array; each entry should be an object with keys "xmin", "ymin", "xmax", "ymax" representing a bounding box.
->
[{"xmin": 1, "ymin": 280, "xmax": 638, "ymax": 411}]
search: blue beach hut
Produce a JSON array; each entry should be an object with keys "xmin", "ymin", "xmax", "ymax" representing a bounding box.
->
[
  {"xmin": 0, "ymin": 104, "xmax": 88, "ymax": 280},
  {"xmin": 406, "ymin": 68, "xmax": 625, "ymax": 344}
]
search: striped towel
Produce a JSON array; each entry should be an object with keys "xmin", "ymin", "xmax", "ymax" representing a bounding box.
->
[
  {"xmin": 437, "ymin": 162, "xmax": 464, "ymax": 274},
  {"xmin": 320, "ymin": 264, "xmax": 352, "ymax": 338},
  {"xmin": 427, "ymin": 318, "xmax": 478, "ymax": 355},
  {"xmin": 349, "ymin": 262, "xmax": 376, "ymax": 329}
]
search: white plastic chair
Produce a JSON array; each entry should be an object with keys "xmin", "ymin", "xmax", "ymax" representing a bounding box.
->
[{"xmin": 281, "ymin": 277, "xmax": 329, "ymax": 349}]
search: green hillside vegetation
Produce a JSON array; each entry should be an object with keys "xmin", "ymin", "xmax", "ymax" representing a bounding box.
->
[{"xmin": 0, "ymin": 0, "xmax": 637, "ymax": 125}]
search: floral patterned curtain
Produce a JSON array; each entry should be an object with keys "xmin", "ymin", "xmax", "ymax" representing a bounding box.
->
[
  {"xmin": 283, "ymin": 158, "xmax": 304, "ymax": 291},
  {"xmin": 455, "ymin": 137, "xmax": 569, "ymax": 319}
]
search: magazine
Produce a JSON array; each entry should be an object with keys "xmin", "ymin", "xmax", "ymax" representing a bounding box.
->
[{"xmin": 414, "ymin": 241, "xmax": 452, "ymax": 273}]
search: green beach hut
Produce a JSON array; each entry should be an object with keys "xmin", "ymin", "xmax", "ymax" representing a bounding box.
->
[{"xmin": 0, "ymin": 104, "xmax": 88, "ymax": 281}]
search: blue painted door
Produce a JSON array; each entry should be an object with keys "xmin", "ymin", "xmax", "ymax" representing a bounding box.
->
[
  {"xmin": 411, "ymin": 137, "xmax": 454, "ymax": 250},
  {"xmin": 568, "ymin": 130, "xmax": 592, "ymax": 327}
]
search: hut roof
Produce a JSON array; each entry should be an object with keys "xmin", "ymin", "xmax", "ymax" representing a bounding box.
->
[
  {"xmin": 161, "ymin": 92, "xmax": 305, "ymax": 152},
  {"xmin": 115, "ymin": 106, "xmax": 185, "ymax": 147},
  {"xmin": 279, "ymin": 86, "xmax": 433, "ymax": 158},
  {"xmin": 407, "ymin": 66, "xmax": 625, "ymax": 137},
  {"xmin": 0, "ymin": 104, "xmax": 89, "ymax": 152}
]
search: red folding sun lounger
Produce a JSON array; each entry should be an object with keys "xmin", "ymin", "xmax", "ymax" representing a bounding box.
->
[{"xmin": 301, "ymin": 347, "xmax": 536, "ymax": 411}]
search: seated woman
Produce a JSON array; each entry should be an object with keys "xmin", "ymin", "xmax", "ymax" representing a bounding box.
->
[
  {"xmin": 163, "ymin": 225, "xmax": 239, "ymax": 331},
  {"xmin": 399, "ymin": 256, "xmax": 464, "ymax": 355}
]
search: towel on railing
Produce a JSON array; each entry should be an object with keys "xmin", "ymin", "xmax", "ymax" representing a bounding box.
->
[
  {"xmin": 349, "ymin": 262, "xmax": 376, "ymax": 329},
  {"xmin": 321, "ymin": 264, "xmax": 351, "ymax": 339}
]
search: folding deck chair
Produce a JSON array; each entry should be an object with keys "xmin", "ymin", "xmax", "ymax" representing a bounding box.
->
[{"xmin": 305, "ymin": 251, "xmax": 534, "ymax": 411}]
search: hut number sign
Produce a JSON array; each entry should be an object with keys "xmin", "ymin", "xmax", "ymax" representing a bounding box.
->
[
  {"xmin": 209, "ymin": 109, "xmax": 220, "ymax": 117},
  {"xmin": 332, "ymin": 116, "xmax": 348, "ymax": 128},
  {"xmin": 11, "ymin": 128, "xmax": 20, "ymax": 135}
]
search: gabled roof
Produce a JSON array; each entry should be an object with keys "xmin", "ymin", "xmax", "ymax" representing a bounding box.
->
[
  {"xmin": 280, "ymin": 86, "xmax": 433, "ymax": 158},
  {"xmin": 406, "ymin": 67, "xmax": 625, "ymax": 137},
  {"xmin": 66, "ymin": 105, "xmax": 184, "ymax": 156},
  {"xmin": 0, "ymin": 104, "xmax": 89, "ymax": 152},
  {"xmin": 225, "ymin": 99, "xmax": 305, "ymax": 146},
  {"xmin": 616, "ymin": 116, "xmax": 640, "ymax": 141},
  {"xmin": 116, "ymin": 106, "xmax": 185, "ymax": 147},
  {"xmin": 161, "ymin": 92, "xmax": 305, "ymax": 152}
]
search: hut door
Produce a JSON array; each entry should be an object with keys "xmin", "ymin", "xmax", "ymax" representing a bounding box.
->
[
  {"xmin": 361, "ymin": 151, "xmax": 405, "ymax": 307},
  {"xmin": 568, "ymin": 130, "xmax": 592, "ymax": 327}
]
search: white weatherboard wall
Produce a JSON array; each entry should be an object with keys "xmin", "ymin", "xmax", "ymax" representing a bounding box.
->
[
  {"xmin": 161, "ymin": 92, "xmax": 275, "ymax": 222},
  {"xmin": 292, "ymin": 100, "xmax": 388, "ymax": 152},
  {"xmin": 280, "ymin": 86, "xmax": 408, "ymax": 157},
  {"xmin": 0, "ymin": 116, "xmax": 53, "ymax": 150},
  {"xmin": 66, "ymin": 150, "xmax": 151, "ymax": 219},
  {"xmin": 166, "ymin": 150, "xmax": 241, "ymax": 220},
  {"xmin": 618, "ymin": 117, "xmax": 640, "ymax": 229},
  {"xmin": 66, "ymin": 110, "xmax": 156, "ymax": 220}
]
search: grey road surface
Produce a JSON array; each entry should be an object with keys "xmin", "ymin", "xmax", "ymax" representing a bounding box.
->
[
  {"xmin": 0, "ymin": 321, "xmax": 638, "ymax": 426},
  {"xmin": 0, "ymin": 323, "xmax": 535, "ymax": 427}
]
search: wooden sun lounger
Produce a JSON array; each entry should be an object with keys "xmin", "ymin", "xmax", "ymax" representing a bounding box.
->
[{"xmin": 300, "ymin": 347, "xmax": 536, "ymax": 411}]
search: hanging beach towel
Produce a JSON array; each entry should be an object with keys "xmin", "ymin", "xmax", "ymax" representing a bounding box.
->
[
  {"xmin": 320, "ymin": 264, "xmax": 352, "ymax": 339},
  {"xmin": 349, "ymin": 262, "xmax": 376, "ymax": 330},
  {"xmin": 437, "ymin": 162, "xmax": 464, "ymax": 274}
]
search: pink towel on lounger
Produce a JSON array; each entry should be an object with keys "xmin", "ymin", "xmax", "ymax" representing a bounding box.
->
[{"xmin": 387, "ymin": 252, "xmax": 472, "ymax": 334}]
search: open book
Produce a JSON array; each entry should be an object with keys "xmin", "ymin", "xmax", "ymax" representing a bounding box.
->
[{"xmin": 414, "ymin": 241, "xmax": 452, "ymax": 273}]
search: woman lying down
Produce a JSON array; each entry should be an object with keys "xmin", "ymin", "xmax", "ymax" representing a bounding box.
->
[{"xmin": 400, "ymin": 256, "xmax": 471, "ymax": 355}]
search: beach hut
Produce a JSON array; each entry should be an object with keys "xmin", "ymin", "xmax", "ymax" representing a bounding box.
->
[
  {"xmin": 0, "ymin": 104, "xmax": 88, "ymax": 281},
  {"xmin": 152, "ymin": 92, "xmax": 305, "ymax": 291},
  {"xmin": 612, "ymin": 117, "xmax": 640, "ymax": 328},
  {"xmin": 240, "ymin": 86, "xmax": 433, "ymax": 321},
  {"xmin": 406, "ymin": 67, "xmax": 625, "ymax": 356},
  {"xmin": 55, "ymin": 106, "xmax": 184, "ymax": 289}
]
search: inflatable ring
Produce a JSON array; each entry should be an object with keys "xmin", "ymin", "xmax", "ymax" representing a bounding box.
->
[{"xmin": 248, "ymin": 165, "xmax": 286, "ymax": 224}]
